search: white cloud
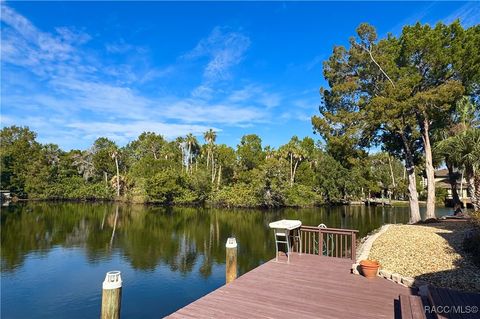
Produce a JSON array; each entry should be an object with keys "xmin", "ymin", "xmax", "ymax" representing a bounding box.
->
[
  {"xmin": 227, "ymin": 84, "xmax": 282, "ymax": 108},
  {"xmin": 306, "ymin": 55, "xmax": 324, "ymax": 71},
  {"xmin": 388, "ymin": 2, "xmax": 479, "ymax": 36},
  {"xmin": 185, "ymin": 26, "xmax": 250, "ymax": 82},
  {"xmin": 191, "ymin": 85, "xmax": 215, "ymax": 100},
  {"xmin": 1, "ymin": 4, "xmax": 78, "ymax": 70},
  {"xmin": 105, "ymin": 39, "xmax": 146, "ymax": 54},
  {"xmin": 443, "ymin": 2, "xmax": 480, "ymax": 27},
  {"xmin": 162, "ymin": 99, "xmax": 267, "ymax": 125},
  {"xmin": 0, "ymin": 4, "xmax": 279, "ymax": 150},
  {"xmin": 280, "ymin": 111, "xmax": 311, "ymax": 122},
  {"xmin": 55, "ymin": 27, "xmax": 91, "ymax": 45},
  {"xmin": 259, "ymin": 93, "xmax": 281, "ymax": 108},
  {"xmin": 138, "ymin": 66, "xmax": 174, "ymax": 84},
  {"xmin": 293, "ymin": 97, "xmax": 319, "ymax": 110}
]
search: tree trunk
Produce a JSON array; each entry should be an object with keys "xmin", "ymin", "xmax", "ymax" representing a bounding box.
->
[
  {"xmin": 388, "ymin": 156, "xmax": 396, "ymax": 189},
  {"xmin": 210, "ymin": 146, "xmax": 215, "ymax": 178},
  {"xmin": 290, "ymin": 153, "xmax": 293, "ymax": 186},
  {"xmin": 460, "ymin": 170, "xmax": 465, "ymax": 204},
  {"xmin": 406, "ymin": 164, "xmax": 421, "ymax": 223},
  {"xmin": 291, "ymin": 160, "xmax": 299, "ymax": 186},
  {"xmin": 188, "ymin": 144, "xmax": 192, "ymax": 174},
  {"xmin": 446, "ymin": 161, "xmax": 461, "ymax": 206},
  {"xmin": 211, "ymin": 160, "xmax": 216, "ymax": 184},
  {"xmin": 474, "ymin": 173, "xmax": 480, "ymax": 212},
  {"xmin": 466, "ymin": 166, "xmax": 478, "ymax": 212},
  {"xmin": 114, "ymin": 155, "xmax": 120, "ymax": 197},
  {"xmin": 180, "ymin": 147, "xmax": 185, "ymax": 173},
  {"xmin": 400, "ymin": 133, "xmax": 421, "ymax": 223},
  {"xmin": 206, "ymin": 148, "xmax": 210, "ymax": 169},
  {"xmin": 421, "ymin": 117, "xmax": 436, "ymax": 220},
  {"xmin": 217, "ymin": 165, "xmax": 222, "ymax": 189}
]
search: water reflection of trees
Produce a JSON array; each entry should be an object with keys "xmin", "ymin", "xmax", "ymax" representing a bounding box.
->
[{"xmin": 1, "ymin": 203, "xmax": 409, "ymax": 274}]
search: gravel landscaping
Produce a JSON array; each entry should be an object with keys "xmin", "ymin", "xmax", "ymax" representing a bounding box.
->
[{"xmin": 368, "ymin": 221, "xmax": 480, "ymax": 292}]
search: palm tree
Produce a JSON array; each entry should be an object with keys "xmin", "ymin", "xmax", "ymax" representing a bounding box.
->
[
  {"xmin": 203, "ymin": 129, "xmax": 217, "ymax": 169},
  {"xmin": 438, "ymin": 128, "xmax": 480, "ymax": 211},
  {"xmin": 434, "ymin": 96, "xmax": 479, "ymax": 207},
  {"xmin": 279, "ymin": 136, "xmax": 306, "ymax": 186},
  {"xmin": 264, "ymin": 146, "xmax": 275, "ymax": 159},
  {"xmin": 185, "ymin": 134, "xmax": 199, "ymax": 174},
  {"xmin": 175, "ymin": 137, "xmax": 186, "ymax": 172}
]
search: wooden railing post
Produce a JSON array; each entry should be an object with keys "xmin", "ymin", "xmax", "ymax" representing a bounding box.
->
[
  {"xmin": 318, "ymin": 228, "xmax": 323, "ymax": 256},
  {"xmin": 300, "ymin": 226, "xmax": 358, "ymax": 259},
  {"xmin": 226, "ymin": 238, "xmax": 237, "ymax": 284},
  {"xmin": 101, "ymin": 271, "xmax": 122, "ymax": 319},
  {"xmin": 351, "ymin": 231, "xmax": 356, "ymax": 261}
]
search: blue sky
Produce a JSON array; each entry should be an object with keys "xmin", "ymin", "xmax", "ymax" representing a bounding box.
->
[{"xmin": 1, "ymin": 1, "xmax": 479, "ymax": 151}]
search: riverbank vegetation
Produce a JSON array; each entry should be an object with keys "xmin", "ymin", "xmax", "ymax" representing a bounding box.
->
[
  {"xmin": 1, "ymin": 21, "xmax": 479, "ymax": 220},
  {"xmin": 0, "ymin": 126, "xmax": 410, "ymax": 207}
]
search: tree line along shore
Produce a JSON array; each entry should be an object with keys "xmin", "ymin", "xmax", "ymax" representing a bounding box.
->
[
  {"xmin": 1, "ymin": 21, "xmax": 479, "ymax": 223},
  {"xmin": 1, "ymin": 126, "xmax": 414, "ymax": 208}
]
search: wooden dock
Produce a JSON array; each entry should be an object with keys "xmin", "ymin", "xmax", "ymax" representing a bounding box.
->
[{"xmin": 168, "ymin": 253, "xmax": 413, "ymax": 318}]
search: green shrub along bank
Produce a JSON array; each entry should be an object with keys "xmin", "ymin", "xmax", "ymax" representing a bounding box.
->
[{"xmin": 1, "ymin": 126, "xmax": 412, "ymax": 207}]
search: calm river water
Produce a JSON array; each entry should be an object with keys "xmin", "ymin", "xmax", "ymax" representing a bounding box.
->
[{"xmin": 1, "ymin": 202, "xmax": 451, "ymax": 318}]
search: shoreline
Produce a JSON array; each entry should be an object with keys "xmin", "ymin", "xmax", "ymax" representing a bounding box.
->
[{"xmin": 5, "ymin": 197, "xmax": 430, "ymax": 209}]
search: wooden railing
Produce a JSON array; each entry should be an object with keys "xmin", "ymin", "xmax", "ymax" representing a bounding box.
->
[{"xmin": 292, "ymin": 226, "xmax": 358, "ymax": 261}]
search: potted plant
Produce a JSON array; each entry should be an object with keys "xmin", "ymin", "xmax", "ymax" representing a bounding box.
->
[{"xmin": 360, "ymin": 260, "xmax": 380, "ymax": 278}]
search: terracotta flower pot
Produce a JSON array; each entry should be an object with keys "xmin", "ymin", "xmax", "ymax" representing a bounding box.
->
[{"xmin": 360, "ymin": 260, "xmax": 380, "ymax": 279}]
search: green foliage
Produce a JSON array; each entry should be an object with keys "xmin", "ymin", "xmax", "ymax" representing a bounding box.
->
[
  {"xmin": 283, "ymin": 184, "xmax": 322, "ymax": 207},
  {"xmin": 435, "ymin": 187, "xmax": 448, "ymax": 205},
  {"xmin": 210, "ymin": 184, "xmax": 260, "ymax": 208},
  {"xmin": 0, "ymin": 126, "xmax": 41, "ymax": 197},
  {"xmin": 0, "ymin": 124, "xmax": 419, "ymax": 207},
  {"xmin": 315, "ymin": 154, "xmax": 349, "ymax": 202},
  {"xmin": 176, "ymin": 170, "xmax": 212, "ymax": 205},
  {"xmin": 92, "ymin": 137, "xmax": 118, "ymax": 180},
  {"xmin": 145, "ymin": 170, "xmax": 185, "ymax": 204},
  {"xmin": 237, "ymin": 134, "xmax": 264, "ymax": 170}
]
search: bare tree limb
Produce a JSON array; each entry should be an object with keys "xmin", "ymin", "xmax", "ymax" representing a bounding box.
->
[{"xmin": 359, "ymin": 43, "xmax": 396, "ymax": 88}]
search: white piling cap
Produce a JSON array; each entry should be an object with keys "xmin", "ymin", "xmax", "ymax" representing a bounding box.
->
[
  {"xmin": 226, "ymin": 237, "xmax": 237, "ymax": 248},
  {"xmin": 103, "ymin": 271, "xmax": 122, "ymax": 289}
]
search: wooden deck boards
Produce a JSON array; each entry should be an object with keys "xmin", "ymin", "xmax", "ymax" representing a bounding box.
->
[{"xmin": 168, "ymin": 254, "xmax": 414, "ymax": 318}]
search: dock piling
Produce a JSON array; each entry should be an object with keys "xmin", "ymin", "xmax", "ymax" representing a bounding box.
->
[
  {"xmin": 101, "ymin": 271, "xmax": 122, "ymax": 319},
  {"xmin": 225, "ymin": 237, "xmax": 237, "ymax": 284}
]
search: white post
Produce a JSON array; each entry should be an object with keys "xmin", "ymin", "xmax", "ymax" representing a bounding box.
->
[{"xmin": 101, "ymin": 271, "xmax": 122, "ymax": 319}]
